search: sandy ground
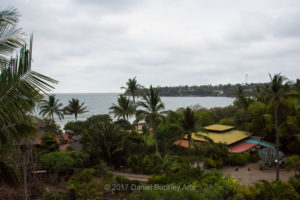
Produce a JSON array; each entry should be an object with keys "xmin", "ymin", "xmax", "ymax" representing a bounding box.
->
[{"xmin": 220, "ymin": 162, "xmax": 295, "ymax": 185}]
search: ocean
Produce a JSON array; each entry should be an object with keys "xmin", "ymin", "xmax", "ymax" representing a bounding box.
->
[{"xmin": 41, "ymin": 93, "xmax": 234, "ymax": 128}]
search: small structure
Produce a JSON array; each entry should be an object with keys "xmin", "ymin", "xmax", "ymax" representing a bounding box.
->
[{"xmin": 175, "ymin": 124, "xmax": 254, "ymax": 153}]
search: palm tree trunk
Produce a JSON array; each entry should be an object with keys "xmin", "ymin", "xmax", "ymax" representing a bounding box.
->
[
  {"xmin": 152, "ymin": 117, "xmax": 160, "ymax": 164},
  {"xmin": 75, "ymin": 113, "xmax": 77, "ymax": 121},
  {"xmin": 153, "ymin": 124, "xmax": 159, "ymax": 154},
  {"xmin": 275, "ymin": 102, "xmax": 280, "ymax": 181}
]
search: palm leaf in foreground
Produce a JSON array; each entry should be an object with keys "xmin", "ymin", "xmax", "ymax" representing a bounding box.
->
[{"xmin": 0, "ymin": 35, "xmax": 58, "ymax": 145}]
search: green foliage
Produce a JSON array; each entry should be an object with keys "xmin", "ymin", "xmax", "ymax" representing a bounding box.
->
[
  {"xmin": 39, "ymin": 151, "xmax": 88, "ymax": 173},
  {"xmin": 165, "ymin": 163, "xmax": 204, "ymax": 184},
  {"xmin": 94, "ymin": 160, "xmax": 109, "ymax": 176},
  {"xmin": 140, "ymin": 153, "xmax": 162, "ymax": 174},
  {"xmin": 148, "ymin": 174, "xmax": 167, "ymax": 184},
  {"xmin": 219, "ymin": 118, "xmax": 234, "ymax": 126},
  {"xmin": 64, "ymin": 120, "xmax": 87, "ymax": 135},
  {"xmin": 40, "ymin": 132, "xmax": 59, "ymax": 153},
  {"xmin": 42, "ymin": 119, "xmax": 61, "ymax": 134},
  {"xmin": 81, "ymin": 115, "xmax": 124, "ymax": 165},
  {"xmin": 195, "ymin": 143, "xmax": 230, "ymax": 168},
  {"xmin": 138, "ymin": 85, "xmax": 166, "ymax": 155},
  {"xmin": 110, "ymin": 94, "xmax": 135, "ymax": 120},
  {"xmin": 67, "ymin": 168, "xmax": 114, "ymax": 200},
  {"xmin": 115, "ymin": 118, "xmax": 133, "ymax": 130},
  {"xmin": 63, "ymin": 98, "xmax": 88, "ymax": 121},
  {"xmin": 40, "ymin": 152, "xmax": 75, "ymax": 173},
  {"xmin": 228, "ymin": 152, "xmax": 251, "ymax": 166},
  {"xmin": 156, "ymin": 123, "xmax": 183, "ymax": 155},
  {"xmin": 289, "ymin": 176, "xmax": 300, "ymax": 194},
  {"xmin": 139, "ymin": 83, "xmax": 266, "ymax": 97},
  {"xmin": 285, "ymin": 155, "xmax": 300, "ymax": 175},
  {"xmin": 240, "ymin": 180, "xmax": 300, "ymax": 200},
  {"xmin": 197, "ymin": 112, "xmax": 214, "ymax": 126},
  {"xmin": 40, "ymin": 95, "xmax": 64, "ymax": 121},
  {"xmin": 180, "ymin": 107, "xmax": 199, "ymax": 149}
]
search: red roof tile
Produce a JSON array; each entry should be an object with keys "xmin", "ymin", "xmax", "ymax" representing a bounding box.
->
[
  {"xmin": 174, "ymin": 139, "xmax": 190, "ymax": 148},
  {"xmin": 229, "ymin": 142, "xmax": 257, "ymax": 153},
  {"xmin": 62, "ymin": 133, "xmax": 69, "ymax": 141}
]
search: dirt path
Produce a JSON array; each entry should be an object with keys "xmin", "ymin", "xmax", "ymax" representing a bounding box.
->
[
  {"xmin": 220, "ymin": 162, "xmax": 295, "ymax": 185},
  {"xmin": 109, "ymin": 171, "xmax": 150, "ymax": 182}
]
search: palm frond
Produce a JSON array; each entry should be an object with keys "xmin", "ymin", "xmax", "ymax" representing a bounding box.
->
[
  {"xmin": 0, "ymin": 35, "xmax": 57, "ymax": 145},
  {"xmin": 0, "ymin": 8, "xmax": 24, "ymax": 64}
]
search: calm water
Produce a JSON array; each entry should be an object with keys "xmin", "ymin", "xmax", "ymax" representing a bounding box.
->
[{"xmin": 42, "ymin": 93, "xmax": 234, "ymax": 128}]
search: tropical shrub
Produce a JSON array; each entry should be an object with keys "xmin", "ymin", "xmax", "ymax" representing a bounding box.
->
[
  {"xmin": 228, "ymin": 152, "xmax": 250, "ymax": 166},
  {"xmin": 285, "ymin": 155, "xmax": 300, "ymax": 176},
  {"xmin": 64, "ymin": 120, "xmax": 87, "ymax": 136},
  {"xmin": 289, "ymin": 176, "xmax": 300, "ymax": 194},
  {"xmin": 40, "ymin": 132, "xmax": 59, "ymax": 153},
  {"xmin": 219, "ymin": 118, "xmax": 235, "ymax": 126},
  {"xmin": 67, "ymin": 168, "xmax": 114, "ymax": 200},
  {"xmin": 39, "ymin": 151, "xmax": 88, "ymax": 173}
]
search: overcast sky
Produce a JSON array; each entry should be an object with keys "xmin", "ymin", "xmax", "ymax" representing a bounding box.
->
[{"xmin": 2, "ymin": 0, "xmax": 300, "ymax": 93}]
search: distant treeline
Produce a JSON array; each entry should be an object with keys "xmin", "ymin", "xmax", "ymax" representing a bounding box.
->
[{"xmin": 140, "ymin": 83, "xmax": 268, "ymax": 97}]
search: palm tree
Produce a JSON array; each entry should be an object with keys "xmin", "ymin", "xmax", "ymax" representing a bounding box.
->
[
  {"xmin": 39, "ymin": 95, "xmax": 64, "ymax": 121},
  {"xmin": 268, "ymin": 73, "xmax": 289, "ymax": 181},
  {"xmin": 180, "ymin": 107, "xmax": 199, "ymax": 149},
  {"xmin": 234, "ymin": 85, "xmax": 252, "ymax": 109},
  {"xmin": 64, "ymin": 98, "xmax": 88, "ymax": 121},
  {"xmin": 109, "ymin": 95, "xmax": 134, "ymax": 120},
  {"xmin": 121, "ymin": 77, "xmax": 142, "ymax": 105},
  {"xmin": 138, "ymin": 85, "xmax": 166, "ymax": 155},
  {"xmin": 0, "ymin": 8, "xmax": 57, "ymax": 187}
]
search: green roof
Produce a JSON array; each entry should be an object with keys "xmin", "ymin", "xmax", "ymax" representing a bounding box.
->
[
  {"xmin": 187, "ymin": 130, "xmax": 252, "ymax": 145},
  {"xmin": 204, "ymin": 124, "xmax": 234, "ymax": 132}
]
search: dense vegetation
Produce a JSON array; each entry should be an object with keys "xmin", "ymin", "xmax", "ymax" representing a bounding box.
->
[
  {"xmin": 1, "ymin": 7, "xmax": 300, "ymax": 200},
  {"xmin": 139, "ymin": 83, "xmax": 268, "ymax": 97}
]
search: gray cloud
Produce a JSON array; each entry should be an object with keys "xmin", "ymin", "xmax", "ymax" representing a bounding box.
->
[{"xmin": 1, "ymin": 0, "xmax": 300, "ymax": 92}]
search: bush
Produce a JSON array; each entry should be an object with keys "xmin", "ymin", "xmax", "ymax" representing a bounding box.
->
[
  {"xmin": 94, "ymin": 160, "xmax": 109, "ymax": 176},
  {"xmin": 289, "ymin": 176, "xmax": 300, "ymax": 194},
  {"xmin": 228, "ymin": 152, "xmax": 250, "ymax": 166},
  {"xmin": 218, "ymin": 118, "xmax": 234, "ymax": 126},
  {"xmin": 40, "ymin": 152, "xmax": 75, "ymax": 173},
  {"xmin": 64, "ymin": 121, "xmax": 87, "ymax": 136},
  {"xmin": 67, "ymin": 151, "xmax": 89, "ymax": 168},
  {"xmin": 40, "ymin": 132, "xmax": 59, "ymax": 153},
  {"xmin": 67, "ymin": 169, "xmax": 104, "ymax": 200}
]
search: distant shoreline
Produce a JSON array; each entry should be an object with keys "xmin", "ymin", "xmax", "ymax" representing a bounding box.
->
[{"xmin": 50, "ymin": 93, "xmax": 235, "ymax": 98}]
